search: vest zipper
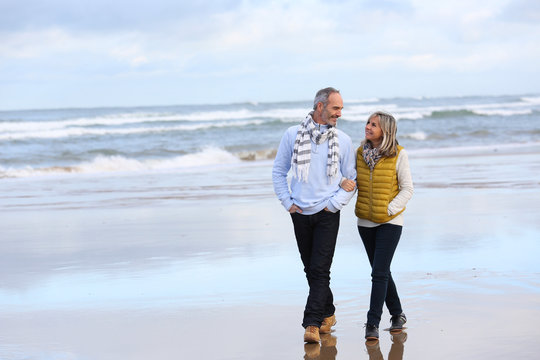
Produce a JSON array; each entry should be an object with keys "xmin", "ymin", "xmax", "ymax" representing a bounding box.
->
[{"xmin": 369, "ymin": 169, "xmax": 373, "ymax": 220}]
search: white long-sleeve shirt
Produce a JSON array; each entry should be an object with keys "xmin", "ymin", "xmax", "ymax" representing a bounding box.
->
[{"xmin": 357, "ymin": 149, "xmax": 414, "ymax": 227}]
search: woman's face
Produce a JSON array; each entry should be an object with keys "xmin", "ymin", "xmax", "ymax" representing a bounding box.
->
[{"xmin": 365, "ymin": 115, "xmax": 383, "ymax": 144}]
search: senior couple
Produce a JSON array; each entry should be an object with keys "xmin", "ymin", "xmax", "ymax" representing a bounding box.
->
[{"xmin": 272, "ymin": 87, "xmax": 413, "ymax": 343}]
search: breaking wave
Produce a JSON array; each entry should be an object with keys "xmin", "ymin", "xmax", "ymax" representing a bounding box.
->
[{"xmin": 0, "ymin": 147, "xmax": 243, "ymax": 178}]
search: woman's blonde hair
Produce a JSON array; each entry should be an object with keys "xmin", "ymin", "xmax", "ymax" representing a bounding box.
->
[{"xmin": 362, "ymin": 111, "xmax": 399, "ymax": 157}]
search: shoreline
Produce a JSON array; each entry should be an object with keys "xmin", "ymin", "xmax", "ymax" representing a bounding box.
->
[
  {"xmin": 1, "ymin": 141, "xmax": 540, "ymax": 183},
  {"xmin": 2, "ymin": 141, "xmax": 539, "ymax": 213}
]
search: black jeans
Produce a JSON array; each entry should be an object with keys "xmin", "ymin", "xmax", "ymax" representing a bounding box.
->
[
  {"xmin": 291, "ymin": 209, "xmax": 340, "ymax": 328},
  {"xmin": 358, "ymin": 224, "xmax": 403, "ymax": 327}
]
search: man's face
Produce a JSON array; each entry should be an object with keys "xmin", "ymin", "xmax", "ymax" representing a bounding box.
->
[{"xmin": 319, "ymin": 93, "xmax": 343, "ymax": 126}]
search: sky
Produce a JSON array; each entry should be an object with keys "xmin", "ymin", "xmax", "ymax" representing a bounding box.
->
[{"xmin": 1, "ymin": 0, "xmax": 539, "ymax": 110}]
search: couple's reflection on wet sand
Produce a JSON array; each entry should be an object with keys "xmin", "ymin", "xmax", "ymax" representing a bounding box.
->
[
  {"xmin": 365, "ymin": 331, "xmax": 407, "ymax": 360},
  {"xmin": 304, "ymin": 334, "xmax": 338, "ymax": 360}
]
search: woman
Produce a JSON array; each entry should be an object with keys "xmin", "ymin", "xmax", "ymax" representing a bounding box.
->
[{"xmin": 341, "ymin": 111, "xmax": 413, "ymax": 341}]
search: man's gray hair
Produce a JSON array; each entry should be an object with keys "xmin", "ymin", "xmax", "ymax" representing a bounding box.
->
[{"xmin": 313, "ymin": 87, "xmax": 340, "ymax": 110}]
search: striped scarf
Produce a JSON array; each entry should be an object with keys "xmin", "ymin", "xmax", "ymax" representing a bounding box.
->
[
  {"xmin": 362, "ymin": 142, "xmax": 382, "ymax": 170},
  {"xmin": 291, "ymin": 112, "xmax": 339, "ymax": 183}
]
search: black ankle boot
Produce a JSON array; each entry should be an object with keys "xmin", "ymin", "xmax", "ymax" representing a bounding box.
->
[
  {"xmin": 365, "ymin": 323, "xmax": 379, "ymax": 340},
  {"xmin": 389, "ymin": 313, "xmax": 407, "ymax": 332}
]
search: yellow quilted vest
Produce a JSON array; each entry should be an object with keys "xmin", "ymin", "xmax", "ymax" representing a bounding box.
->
[{"xmin": 355, "ymin": 145, "xmax": 405, "ymax": 223}]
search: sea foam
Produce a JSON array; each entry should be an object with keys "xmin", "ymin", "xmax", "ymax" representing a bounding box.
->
[
  {"xmin": 522, "ymin": 96, "xmax": 540, "ymax": 104},
  {"xmin": 0, "ymin": 120, "xmax": 266, "ymax": 140},
  {"xmin": 402, "ymin": 131, "xmax": 428, "ymax": 140},
  {"xmin": 0, "ymin": 147, "xmax": 241, "ymax": 178},
  {"xmin": 472, "ymin": 109, "xmax": 533, "ymax": 116}
]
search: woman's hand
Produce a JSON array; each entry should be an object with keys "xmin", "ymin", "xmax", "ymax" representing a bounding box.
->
[{"xmin": 340, "ymin": 179, "xmax": 356, "ymax": 192}]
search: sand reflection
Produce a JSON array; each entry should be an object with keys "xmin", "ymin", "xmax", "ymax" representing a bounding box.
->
[
  {"xmin": 304, "ymin": 334, "xmax": 338, "ymax": 360},
  {"xmin": 365, "ymin": 332, "xmax": 407, "ymax": 360}
]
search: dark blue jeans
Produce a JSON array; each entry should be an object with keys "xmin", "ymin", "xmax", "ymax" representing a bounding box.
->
[
  {"xmin": 291, "ymin": 210, "xmax": 340, "ymax": 328},
  {"xmin": 358, "ymin": 224, "xmax": 403, "ymax": 327}
]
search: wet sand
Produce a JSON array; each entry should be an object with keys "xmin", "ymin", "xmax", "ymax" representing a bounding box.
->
[
  {"xmin": 3, "ymin": 268, "xmax": 538, "ymax": 359},
  {"xmin": 1, "ymin": 149, "xmax": 540, "ymax": 359}
]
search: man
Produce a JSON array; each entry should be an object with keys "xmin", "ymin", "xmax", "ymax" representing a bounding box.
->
[{"xmin": 272, "ymin": 87, "xmax": 357, "ymax": 343}]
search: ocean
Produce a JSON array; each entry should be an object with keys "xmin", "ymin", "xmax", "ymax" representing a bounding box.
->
[{"xmin": 1, "ymin": 94, "xmax": 539, "ymax": 210}]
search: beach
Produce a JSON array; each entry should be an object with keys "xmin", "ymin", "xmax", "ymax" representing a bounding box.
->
[
  {"xmin": 1, "ymin": 141, "xmax": 540, "ymax": 359},
  {"xmin": 1, "ymin": 95, "xmax": 540, "ymax": 359}
]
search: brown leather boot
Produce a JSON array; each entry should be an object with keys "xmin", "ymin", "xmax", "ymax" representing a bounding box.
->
[
  {"xmin": 320, "ymin": 314, "xmax": 336, "ymax": 334},
  {"xmin": 304, "ymin": 326, "xmax": 320, "ymax": 343}
]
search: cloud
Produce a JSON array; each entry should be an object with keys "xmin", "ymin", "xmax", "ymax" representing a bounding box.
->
[
  {"xmin": 1, "ymin": 0, "xmax": 539, "ymax": 109},
  {"xmin": 501, "ymin": 0, "xmax": 540, "ymax": 22},
  {"xmin": 2, "ymin": 1, "xmax": 535, "ymax": 66},
  {"xmin": 0, "ymin": 0, "xmax": 241, "ymax": 31}
]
